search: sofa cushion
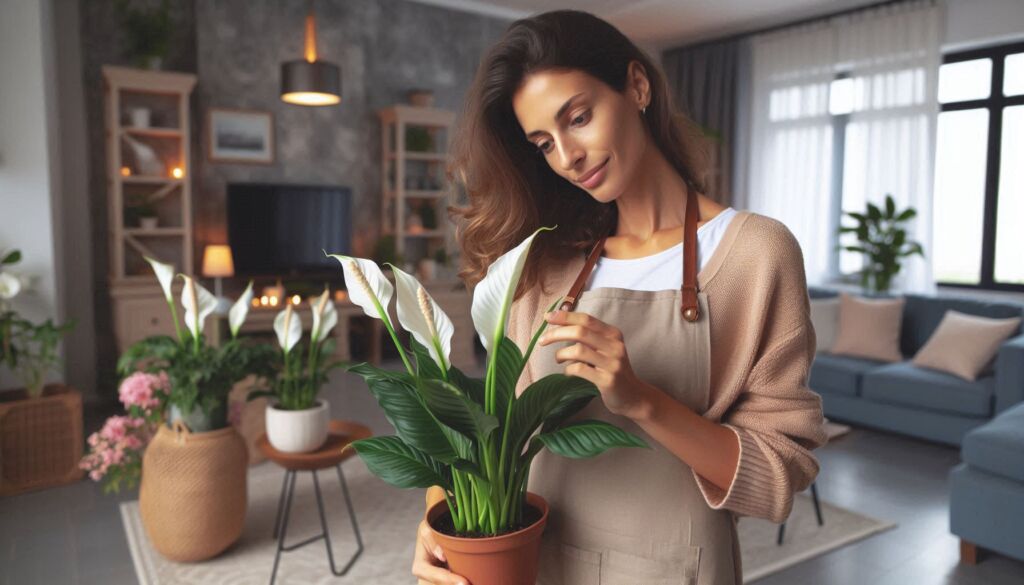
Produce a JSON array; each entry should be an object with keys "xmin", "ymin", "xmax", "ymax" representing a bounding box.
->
[
  {"xmin": 810, "ymin": 297, "xmax": 840, "ymax": 352},
  {"xmin": 810, "ymin": 353, "xmax": 886, "ymax": 397},
  {"xmin": 912, "ymin": 310, "xmax": 1022, "ymax": 381},
  {"xmin": 900, "ymin": 294, "xmax": 1024, "ymax": 356},
  {"xmin": 831, "ymin": 292, "xmax": 905, "ymax": 362},
  {"xmin": 962, "ymin": 402, "xmax": 1024, "ymax": 482},
  {"xmin": 861, "ymin": 362, "xmax": 994, "ymax": 417}
]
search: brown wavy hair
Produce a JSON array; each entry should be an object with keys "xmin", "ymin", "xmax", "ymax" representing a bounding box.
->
[{"xmin": 445, "ymin": 9, "xmax": 709, "ymax": 302}]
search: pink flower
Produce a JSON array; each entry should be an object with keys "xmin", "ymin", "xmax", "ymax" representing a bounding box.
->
[{"xmin": 118, "ymin": 371, "xmax": 167, "ymax": 411}]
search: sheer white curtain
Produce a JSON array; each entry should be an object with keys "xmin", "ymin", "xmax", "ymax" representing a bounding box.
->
[{"xmin": 739, "ymin": 1, "xmax": 942, "ymax": 293}]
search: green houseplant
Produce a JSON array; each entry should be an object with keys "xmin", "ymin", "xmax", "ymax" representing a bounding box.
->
[
  {"xmin": 329, "ymin": 226, "xmax": 649, "ymax": 585},
  {"xmin": 248, "ymin": 288, "xmax": 348, "ymax": 453},
  {"xmin": 114, "ymin": 0, "xmax": 173, "ymax": 70},
  {"xmin": 838, "ymin": 193, "xmax": 925, "ymax": 294}
]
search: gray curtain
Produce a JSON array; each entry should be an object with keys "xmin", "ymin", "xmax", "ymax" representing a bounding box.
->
[{"xmin": 662, "ymin": 39, "xmax": 740, "ymax": 207}]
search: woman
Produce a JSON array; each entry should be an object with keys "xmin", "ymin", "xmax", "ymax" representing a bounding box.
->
[{"xmin": 413, "ymin": 9, "xmax": 827, "ymax": 585}]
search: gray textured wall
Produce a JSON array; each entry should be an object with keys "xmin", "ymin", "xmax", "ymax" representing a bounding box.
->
[
  {"xmin": 193, "ymin": 0, "xmax": 511, "ymax": 258},
  {"xmin": 79, "ymin": 0, "xmax": 511, "ymax": 398}
]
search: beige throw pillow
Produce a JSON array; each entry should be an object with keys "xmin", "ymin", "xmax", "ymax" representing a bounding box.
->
[
  {"xmin": 912, "ymin": 310, "xmax": 1022, "ymax": 381},
  {"xmin": 810, "ymin": 297, "xmax": 840, "ymax": 352},
  {"xmin": 830, "ymin": 292, "xmax": 905, "ymax": 362}
]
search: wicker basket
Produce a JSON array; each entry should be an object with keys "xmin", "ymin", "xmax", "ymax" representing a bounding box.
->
[
  {"xmin": 0, "ymin": 384, "xmax": 84, "ymax": 496},
  {"xmin": 139, "ymin": 421, "xmax": 248, "ymax": 562}
]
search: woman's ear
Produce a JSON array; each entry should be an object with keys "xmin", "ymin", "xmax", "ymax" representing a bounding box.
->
[{"xmin": 628, "ymin": 60, "xmax": 651, "ymax": 109}]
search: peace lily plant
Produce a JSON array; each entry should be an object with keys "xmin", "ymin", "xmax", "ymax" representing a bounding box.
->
[
  {"xmin": 116, "ymin": 256, "xmax": 276, "ymax": 431},
  {"xmin": 248, "ymin": 288, "xmax": 346, "ymax": 452},
  {"xmin": 332, "ymin": 227, "xmax": 649, "ymax": 538}
]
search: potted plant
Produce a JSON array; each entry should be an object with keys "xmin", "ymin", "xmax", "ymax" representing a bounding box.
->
[
  {"xmin": 0, "ymin": 248, "xmax": 83, "ymax": 496},
  {"xmin": 114, "ymin": 0, "xmax": 172, "ymax": 70},
  {"xmin": 248, "ymin": 288, "xmax": 346, "ymax": 453},
  {"xmin": 328, "ymin": 226, "xmax": 649, "ymax": 585},
  {"xmin": 113, "ymin": 256, "xmax": 276, "ymax": 561},
  {"xmin": 837, "ymin": 193, "xmax": 925, "ymax": 294},
  {"xmin": 125, "ymin": 194, "xmax": 158, "ymax": 229}
]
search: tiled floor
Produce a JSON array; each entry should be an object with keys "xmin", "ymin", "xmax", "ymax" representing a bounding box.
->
[{"xmin": 2, "ymin": 357, "xmax": 1023, "ymax": 584}]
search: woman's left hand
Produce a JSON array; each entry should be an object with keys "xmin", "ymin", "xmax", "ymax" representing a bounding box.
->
[{"xmin": 538, "ymin": 309, "xmax": 652, "ymax": 420}]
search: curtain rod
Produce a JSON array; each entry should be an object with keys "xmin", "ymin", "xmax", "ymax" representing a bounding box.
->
[{"xmin": 666, "ymin": 0, "xmax": 924, "ymax": 53}]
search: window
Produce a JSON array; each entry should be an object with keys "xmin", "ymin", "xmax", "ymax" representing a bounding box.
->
[{"xmin": 933, "ymin": 42, "xmax": 1024, "ymax": 291}]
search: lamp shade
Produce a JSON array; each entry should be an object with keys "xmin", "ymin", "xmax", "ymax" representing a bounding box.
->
[
  {"xmin": 281, "ymin": 59, "xmax": 341, "ymax": 106},
  {"xmin": 202, "ymin": 245, "xmax": 235, "ymax": 278}
]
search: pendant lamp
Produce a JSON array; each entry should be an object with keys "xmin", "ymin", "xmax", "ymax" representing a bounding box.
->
[{"xmin": 281, "ymin": 0, "xmax": 341, "ymax": 106}]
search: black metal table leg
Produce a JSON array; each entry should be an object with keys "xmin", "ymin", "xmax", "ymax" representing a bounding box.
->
[
  {"xmin": 272, "ymin": 470, "xmax": 290, "ymax": 540},
  {"xmin": 269, "ymin": 470, "xmax": 297, "ymax": 585}
]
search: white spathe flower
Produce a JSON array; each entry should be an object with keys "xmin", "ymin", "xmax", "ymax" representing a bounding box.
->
[
  {"xmin": 328, "ymin": 254, "xmax": 395, "ymax": 329},
  {"xmin": 179, "ymin": 274, "xmax": 217, "ymax": 338},
  {"xmin": 390, "ymin": 265, "xmax": 454, "ymax": 372},
  {"xmin": 144, "ymin": 256, "xmax": 175, "ymax": 302},
  {"xmin": 0, "ymin": 272, "xmax": 22, "ymax": 301},
  {"xmin": 274, "ymin": 304, "xmax": 303, "ymax": 353},
  {"xmin": 471, "ymin": 225, "xmax": 554, "ymax": 353},
  {"xmin": 229, "ymin": 280, "xmax": 255, "ymax": 338},
  {"xmin": 310, "ymin": 288, "xmax": 337, "ymax": 344}
]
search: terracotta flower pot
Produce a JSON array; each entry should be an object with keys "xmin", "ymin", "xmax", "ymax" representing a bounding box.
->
[{"xmin": 427, "ymin": 492, "xmax": 549, "ymax": 585}]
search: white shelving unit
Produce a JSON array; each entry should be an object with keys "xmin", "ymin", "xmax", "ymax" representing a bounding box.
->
[
  {"xmin": 376, "ymin": 104, "xmax": 458, "ymax": 274},
  {"xmin": 102, "ymin": 66, "xmax": 197, "ymax": 352}
]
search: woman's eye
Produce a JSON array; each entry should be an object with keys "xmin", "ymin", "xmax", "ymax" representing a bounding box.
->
[
  {"xmin": 537, "ymin": 141, "xmax": 552, "ymax": 153},
  {"xmin": 570, "ymin": 110, "xmax": 590, "ymax": 126}
]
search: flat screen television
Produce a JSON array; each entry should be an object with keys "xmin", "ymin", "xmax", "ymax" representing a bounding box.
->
[{"xmin": 227, "ymin": 183, "xmax": 353, "ymax": 278}]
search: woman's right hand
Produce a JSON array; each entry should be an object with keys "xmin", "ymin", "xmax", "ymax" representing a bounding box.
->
[{"xmin": 412, "ymin": 518, "xmax": 471, "ymax": 585}]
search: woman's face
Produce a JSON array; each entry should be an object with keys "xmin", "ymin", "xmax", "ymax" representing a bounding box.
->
[{"xmin": 511, "ymin": 65, "xmax": 649, "ymax": 204}]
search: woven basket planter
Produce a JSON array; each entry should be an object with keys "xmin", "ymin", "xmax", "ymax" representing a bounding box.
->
[
  {"xmin": 0, "ymin": 383, "xmax": 84, "ymax": 496},
  {"xmin": 139, "ymin": 421, "xmax": 248, "ymax": 562}
]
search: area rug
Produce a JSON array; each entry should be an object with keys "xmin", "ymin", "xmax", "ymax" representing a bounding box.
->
[{"xmin": 122, "ymin": 457, "xmax": 893, "ymax": 584}]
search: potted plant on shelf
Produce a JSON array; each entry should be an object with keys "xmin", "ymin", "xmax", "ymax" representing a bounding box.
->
[
  {"xmin": 0, "ymin": 248, "xmax": 82, "ymax": 496},
  {"xmin": 248, "ymin": 288, "xmax": 346, "ymax": 453},
  {"xmin": 125, "ymin": 194, "xmax": 158, "ymax": 229},
  {"xmin": 113, "ymin": 256, "xmax": 276, "ymax": 562},
  {"xmin": 114, "ymin": 0, "xmax": 173, "ymax": 70},
  {"xmin": 328, "ymin": 226, "xmax": 650, "ymax": 585},
  {"xmin": 837, "ymin": 193, "xmax": 925, "ymax": 294}
]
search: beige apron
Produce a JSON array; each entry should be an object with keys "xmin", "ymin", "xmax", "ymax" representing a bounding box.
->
[{"xmin": 527, "ymin": 191, "xmax": 741, "ymax": 585}]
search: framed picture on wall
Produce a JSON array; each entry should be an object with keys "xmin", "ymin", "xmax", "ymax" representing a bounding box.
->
[{"xmin": 206, "ymin": 108, "xmax": 275, "ymax": 164}]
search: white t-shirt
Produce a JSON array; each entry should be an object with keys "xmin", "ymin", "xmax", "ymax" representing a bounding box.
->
[{"xmin": 584, "ymin": 207, "xmax": 738, "ymax": 292}]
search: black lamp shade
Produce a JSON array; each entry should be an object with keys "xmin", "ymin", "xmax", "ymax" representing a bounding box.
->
[{"xmin": 280, "ymin": 59, "xmax": 341, "ymax": 106}]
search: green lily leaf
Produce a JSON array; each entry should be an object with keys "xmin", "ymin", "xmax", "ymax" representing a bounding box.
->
[
  {"xmin": 349, "ymin": 436, "xmax": 448, "ymax": 490},
  {"xmin": 536, "ymin": 420, "xmax": 649, "ymax": 459},
  {"xmin": 416, "ymin": 377, "xmax": 499, "ymax": 441},
  {"xmin": 509, "ymin": 373, "xmax": 599, "ymax": 454}
]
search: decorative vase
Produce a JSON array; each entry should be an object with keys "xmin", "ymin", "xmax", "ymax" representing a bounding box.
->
[
  {"xmin": 130, "ymin": 107, "xmax": 151, "ymax": 128},
  {"xmin": 265, "ymin": 399, "xmax": 329, "ymax": 453},
  {"xmin": 427, "ymin": 492, "xmax": 549, "ymax": 585},
  {"xmin": 139, "ymin": 216, "xmax": 158, "ymax": 230},
  {"xmin": 139, "ymin": 422, "xmax": 248, "ymax": 562}
]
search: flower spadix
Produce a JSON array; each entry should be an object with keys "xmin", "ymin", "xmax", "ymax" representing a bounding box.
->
[
  {"xmin": 310, "ymin": 287, "xmax": 337, "ymax": 344},
  {"xmin": 327, "ymin": 254, "xmax": 395, "ymax": 328},
  {"xmin": 228, "ymin": 280, "xmax": 255, "ymax": 339},
  {"xmin": 179, "ymin": 274, "xmax": 217, "ymax": 339},
  {"xmin": 389, "ymin": 264, "xmax": 454, "ymax": 373},
  {"xmin": 274, "ymin": 303, "xmax": 302, "ymax": 353}
]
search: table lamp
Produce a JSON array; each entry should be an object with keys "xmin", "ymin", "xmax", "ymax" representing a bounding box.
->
[{"xmin": 202, "ymin": 244, "xmax": 234, "ymax": 312}]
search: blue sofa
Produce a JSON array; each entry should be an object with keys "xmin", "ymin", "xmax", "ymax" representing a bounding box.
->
[
  {"xmin": 807, "ymin": 287, "xmax": 1024, "ymax": 447},
  {"xmin": 949, "ymin": 401, "xmax": 1024, "ymax": 563}
]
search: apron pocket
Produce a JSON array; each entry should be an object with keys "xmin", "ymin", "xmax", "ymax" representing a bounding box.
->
[
  {"xmin": 558, "ymin": 542, "xmax": 603, "ymax": 585},
  {"xmin": 600, "ymin": 545, "xmax": 702, "ymax": 585}
]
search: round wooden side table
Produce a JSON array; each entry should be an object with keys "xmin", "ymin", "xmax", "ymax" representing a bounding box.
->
[{"xmin": 257, "ymin": 420, "xmax": 373, "ymax": 585}]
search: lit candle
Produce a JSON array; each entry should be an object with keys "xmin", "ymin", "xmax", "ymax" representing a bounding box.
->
[
  {"xmin": 269, "ymin": 296, "xmax": 279, "ymax": 307},
  {"xmin": 120, "ymin": 166, "xmax": 132, "ymax": 177},
  {"xmin": 251, "ymin": 297, "xmax": 260, "ymax": 308},
  {"xmin": 291, "ymin": 294, "xmax": 301, "ymax": 305},
  {"xmin": 260, "ymin": 295, "xmax": 269, "ymax": 306},
  {"xmin": 171, "ymin": 167, "xmax": 184, "ymax": 179}
]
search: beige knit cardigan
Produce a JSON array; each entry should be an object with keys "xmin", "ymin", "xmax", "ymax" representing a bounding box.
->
[{"xmin": 506, "ymin": 210, "xmax": 829, "ymax": 524}]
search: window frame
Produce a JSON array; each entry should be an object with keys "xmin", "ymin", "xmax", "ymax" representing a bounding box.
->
[{"xmin": 937, "ymin": 41, "xmax": 1024, "ymax": 293}]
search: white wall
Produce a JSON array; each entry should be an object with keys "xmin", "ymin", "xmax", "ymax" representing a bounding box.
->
[
  {"xmin": 945, "ymin": 0, "xmax": 1024, "ymax": 51},
  {"xmin": 0, "ymin": 0, "xmax": 64, "ymax": 391}
]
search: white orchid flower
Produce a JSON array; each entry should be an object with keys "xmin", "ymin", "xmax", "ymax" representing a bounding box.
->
[
  {"xmin": 144, "ymin": 256, "xmax": 175, "ymax": 303},
  {"xmin": 0, "ymin": 272, "xmax": 21, "ymax": 301},
  {"xmin": 228, "ymin": 280, "xmax": 254, "ymax": 339},
  {"xmin": 390, "ymin": 265, "xmax": 453, "ymax": 373},
  {"xmin": 274, "ymin": 303, "xmax": 303, "ymax": 353},
  {"xmin": 179, "ymin": 274, "xmax": 217, "ymax": 339},
  {"xmin": 327, "ymin": 255, "xmax": 395, "ymax": 329},
  {"xmin": 310, "ymin": 287, "xmax": 337, "ymax": 344},
  {"xmin": 471, "ymin": 225, "xmax": 554, "ymax": 353}
]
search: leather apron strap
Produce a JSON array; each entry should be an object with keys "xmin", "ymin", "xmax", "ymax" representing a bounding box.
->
[{"xmin": 558, "ymin": 188, "xmax": 701, "ymax": 322}]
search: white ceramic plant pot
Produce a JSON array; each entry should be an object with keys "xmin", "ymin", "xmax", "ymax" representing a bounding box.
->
[{"xmin": 265, "ymin": 400, "xmax": 330, "ymax": 454}]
